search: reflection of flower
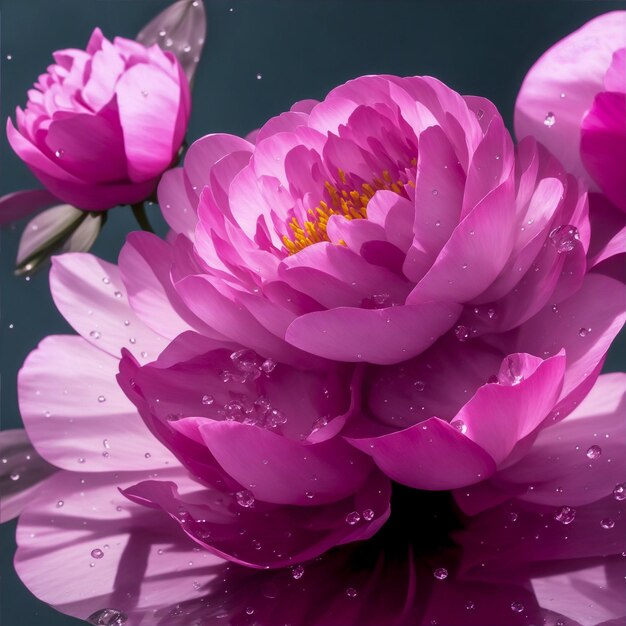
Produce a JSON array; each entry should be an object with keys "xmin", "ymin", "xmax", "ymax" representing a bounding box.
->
[
  {"xmin": 153, "ymin": 74, "xmax": 592, "ymax": 366},
  {"xmin": 515, "ymin": 11, "xmax": 626, "ymax": 213},
  {"xmin": 6, "ymin": 27, "xmax": 190, "ymax": 211}
]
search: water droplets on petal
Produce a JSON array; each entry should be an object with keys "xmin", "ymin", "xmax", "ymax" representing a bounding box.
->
[
  {"xmin": 543, "ymin": 112, "xmax": 555, "ymax": 127},
  {"xmin": 600, "ymin": 518, "xmax": 615, "ymax": 530},
  {"xmin": 91, "ymin": 548, "xmax": 104, "ymax": 560},
  {"xmin": 235, "ymin": 489, "xmax": 255, "ymax": 508},
  {"xmin": 291, "ymin": 564, "xmax": 304, "ymax": 579},
  {"xmin": 345, "ymin": 511, "xmax": 361, "ymax": 525},
  {"xmin": 613, "ymin": 483, "xmax": 626, "ymax": 501},
  {"xmin": 554, "ymin": 506, "xmax": 576, "ymax": 525},
  {"xmin": 510, "ymin": 602, "xmax": 525, "ymax": 613},
  {"xmin": 433, "ymin": 567, "xmax": 448, "ymax": 580},
  {"xmin": 87, "ymin": 609, "xmax": 128, "ymax": 626},
  {"xmin": 549, "ymin": 225, "xmax": 579, "ymax": 253},
  {"xmin": 586, "ymin": 445, "xmax": 601, "ymax": 460}
]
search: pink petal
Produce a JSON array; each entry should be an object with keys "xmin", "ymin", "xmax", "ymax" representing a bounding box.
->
[
  {"xmin": 116, "ymin": 63, "xmax": 184, "ymax": 182},
  {"xmin": 514, "ymin": 11, "xmax": 626, "ymax": 187},
  {"xmin": 18, "ymin": 335, "xmax": 173, "ymax": 471},
  {"xmin": 50, "ymin": 253, "xmax": 167, "ymax": 360},
  {"xmin": 347, "ymin": 417, "xmax": 496, "ymax": 490},
  {"xmin": 157, "ymin": 167, "xmax": 198, "ymax": 238},
  {"xmin": 123, "ymin": 470, "xmax": 391, "ymax": 569},
  {"xmin": 285, "ymin": 301, "xmax": 461, "ymax": 364},
  {"xmin": 200, "ymin": 421, "xmax": 372, "ymax": 506},
  {"xmin": 15, "ymin": 468, "xmax": 223, "ymax": 624}
]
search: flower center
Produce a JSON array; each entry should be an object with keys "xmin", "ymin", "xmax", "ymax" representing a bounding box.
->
[{"xmin": 282, "ymin": 168, "xmax": 412, "ymax": 254}]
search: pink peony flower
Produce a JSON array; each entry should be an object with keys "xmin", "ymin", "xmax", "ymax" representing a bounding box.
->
[
  {"xmin": 6, "ymin": 27, "xmax": 191, "ymax": 211},
  {"xmin": 151, "ymin": 74, "xmax": 594, "ymax": 365},
  {"xmin": 515, "ymin": 11, "xmax": 626, "ymax": 212}
]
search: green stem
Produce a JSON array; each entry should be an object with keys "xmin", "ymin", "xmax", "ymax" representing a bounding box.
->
[{"xmin": 131, "ymin": 202, "xmax": 154, "ymax": 233}]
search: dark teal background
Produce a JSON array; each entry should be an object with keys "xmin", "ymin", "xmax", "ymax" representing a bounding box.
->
[{"xmin": 1, "ymin": 1, "xmax": 625, "ymax": 624}]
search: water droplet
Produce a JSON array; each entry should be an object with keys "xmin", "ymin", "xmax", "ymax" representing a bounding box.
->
[
  {"xmin": 56, "ymin": 500, "xmax": 64, "ymax": 508},
  {"xmin": 129, "ymin": 337, "xmax": 136, "ymax": 345},
  {"xmin": 6, "ymin": 54, "xmax": 12, "ymax": 60},
  {"xmin": 487, "ymin": 308, "xmax": 496, "ymax": 319},
  {"xmin": 103, "ymin": 439, "xmax": 110, "ymax": 450},
  {"xmin": 245, "ymin": 607, "xmax": 255, "ymax": 615},
  {"xmin": 560, "ymin": 92, "xmax": 566, "ymax": 99},
  {"xmin": 454, "ymin": 325, "xmax": 470, "ymax": 342},
  {"xmin": 600, "ymin": 517, "xmax": 615, "ymax": 530},
  {"xmin": 144, "ymin": 452, "xmax": 151, "ymax": 459},
  {"xmin": 345, "ymin": 587, "xmax": 358, "ymax": 598},
  {"xmin": 78, "ymin": 457, "xmax": 86, "ymax": 464},
  {"xmin": 97, "ymin": 395, "xmax": 106, "ymax": 403},
  {"xmin": 434, "ymin": 220, "xmax": 441, "ymax": 227},
  {"xmin": 578, "ymin": 327, "xmax": 590, "ymax": 338},
  {"xmin": 256, "ymin": 73, "xmax": 263, "ymax": 80},
  {"xmin": 413, "ymin": 380, "xmax": 425, "ymax": 391},
  {"xmin": 260, "ymin": 358, "xmax": 277, "ymax": 374},
  {"xmin": 431, "ymin": 189, "xmax": 438, "ymax": 196},
  {"xmin": 123, "ymin": 320, "xmax": 130, "ymax": 326},
  {"xmin": 291, "ymin": 564, "xmax": 304, "ymax": 579},
  {"xmin": 10, "ymin": 472, "xmax": 20, "ymax": 481},
  {"xmin": 551, "ymin": 304, "xmax": 559, "ymax": 313},
  {"xmin": 140, "ymin": 351, "xmax": 148, "ymax": 359},
  {"xmin": 345, "ymin": 511, "xmax": 361, "ymax": 525},
  {"xmin": 201, "ymin": 394, "xmax": 214, "ymax": 406},
  {"xmin": 235, "ymin": 489, "xmax": 255, "ymax": 508},
  {"xmin": 433, "ymin": 567, "xmax": 448, "ymax": 580},
  {"xmin": 89, "ymin": 330, "xmax": 101, "ymax": 339},
  {"xmin": 543, "ymin": 112, "xmax": 556, "ymax": 127},
  {"xmin": 554, "ymin": 506, "xmax": 576, "ymax": 525},
  {"xmin": 91, "ymin": 548, "xmax": 104, "ymax": 559},
  {"xmin": 613, "ymin": 483, "xmax": 626, "ymax": 501},
  {"xmin": 586, "ymin": 445, "xmax": 601, "ymax": 460},
  {"xmin": 549, "ymin": 224, "xmax": 579, "ymax": 253},
  {"xmin": 510, "ymin": 601, "xmax": 525, "ymax": 613},
  {"xmin": 87, "ymin": 609, "xmax": 128, "ymax": 626},
  {"xmin": 363, "ymin": 508, "xmax": 375, "ymax": 521},
  {"xmin": 451, "ymin": 420, "xmax": 467, "ymax": 435},
  {"xmin": 465, "ymin": 601, "xmax": 475, "ymax": 610},
  {"xmin": 55, "ymin": 149, "xmax": 64, "ymax": 158},
  {"xmin": 509, "ymin": 511, "xmax": 518, "ymax": 522}
]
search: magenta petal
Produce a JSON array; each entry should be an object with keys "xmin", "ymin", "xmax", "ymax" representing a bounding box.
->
[
  {"xmin": 588, "ymin": 193, "xmax": 626, "ymax": 268},
  {"xmin": 454, "ymin": 353, "xmax": 566, "ymax": 465},
  {"xmin": 199, "ymin": 421, "xmax": 372, "ymax": 506},
  {"xmin": 347, "ymin": 417, "xmax": 496, "ymax": 490},
  {"xmin": 157, "ymin": 167, "xmax": 198, "ymax": 238},
  {"xmin": 0, "ymin": 189, "xmax": 60, "ymax": 226},
  {"xmin": 285, "ymin": 301, "xmax": 461, "ymax": 364},
  {"xmin": 123, "ymin": 471, "xmax": 391, "ymax": 569},
  {"xmin": 581, "ymin": 92, "xmax": 626, "ymax": 212}
]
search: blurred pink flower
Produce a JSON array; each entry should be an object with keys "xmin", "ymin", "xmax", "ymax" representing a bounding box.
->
[
  {"xmin": 153, "ymin": 74, "xmax": 593, "ymax": 365},
  {"xmin": 6, "ymin": 27, "xmax": 191, "ymax": 211},
  {"xmin": 515, "ymin": 11, "xmax": 626, "ymax": 212}
]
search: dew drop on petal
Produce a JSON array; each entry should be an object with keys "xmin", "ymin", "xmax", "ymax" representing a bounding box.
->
[
  {"xmin": 465, "ymin": 601, "xmax": 475, "ymax": 610},
  {"xmin": 97, "ymin": 395, "xmax": 106, "ymax": 403},
  {"xmin": 554, "ymin": 506, "xmax": 576, "ymax": 525},
  {"xmin": 454, "ymin": 325, "xmax": 470, "ymax": 342},
  {"xmin": 345, "ymin": 511, "xmax": 361, "ymax": 525},
  {"xmin": 291, "ymin": 564, "xmax": 304, "ymax": 579},
  {"xmin": 89, "ymin": 330, "xmax": 101, "ymax": 339},
  {"xmin": 578, "ymin": 327, "xmax": 590, "ymax": 338},
  {"xmin": 345, "ymin": 587, "xmax": 358, "ymax": 598},
  {"xmin": 363, "ymin": 508, "xmax": 375, "ymax": 521},
  {"xmin": 56, "ymin": 500, "xmax": 64, "ymax": 508},
  {"xmin": 91, "ymin": 548, "xmax": 104, "ymax": 559},
  {"xmin": 55, "ymin": 149, "xmax": 64, "ymax": 158},
  {"xmin": 87, "ymin": 609, "xmax": 128, "ymax": 626},
  {"xmin": 613, "ymin": 483, "xmax": 626, "ymax": 501},
  {"xmin": 549, "ymin": 224, "xmax": 579, "ymax": 253},
  {"xmin": 600, "ymin": 518, "xmax": 615, "ymax": 530},
  {"xmin": 9, "ymin": 473, "xmax": 20, "ymax": 481},
  {"xmin": 543, "ymin": 112, "xmax": 555, "ymax": 127},
  {"xmin": 433, "ymin": 568, "xmax": 448, "ymax": 580},
  {"xmin": 236, "ymin": 489, "xmax": 255, "ymax": 508},
  {"xmin": 201, "ymin": 394, "xmax": 214, "ymax": 406},
  {"xmin": 256, "ymin": 73, "xmax": 263, "ymax": 80},
  {"xmin": 586, "ymin": 445, "xmax": 601, "ymax": 460},
  {"xmin": 451, "ymin": 420, "xmax": 467, "ymax": 435},
  {"xmin": 413, "ymin": 380, "xmax": 425, "ymax": 391},
  {"xmin": 510, "ymin": 601, "xmax": 525, "ymax": 613}
]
